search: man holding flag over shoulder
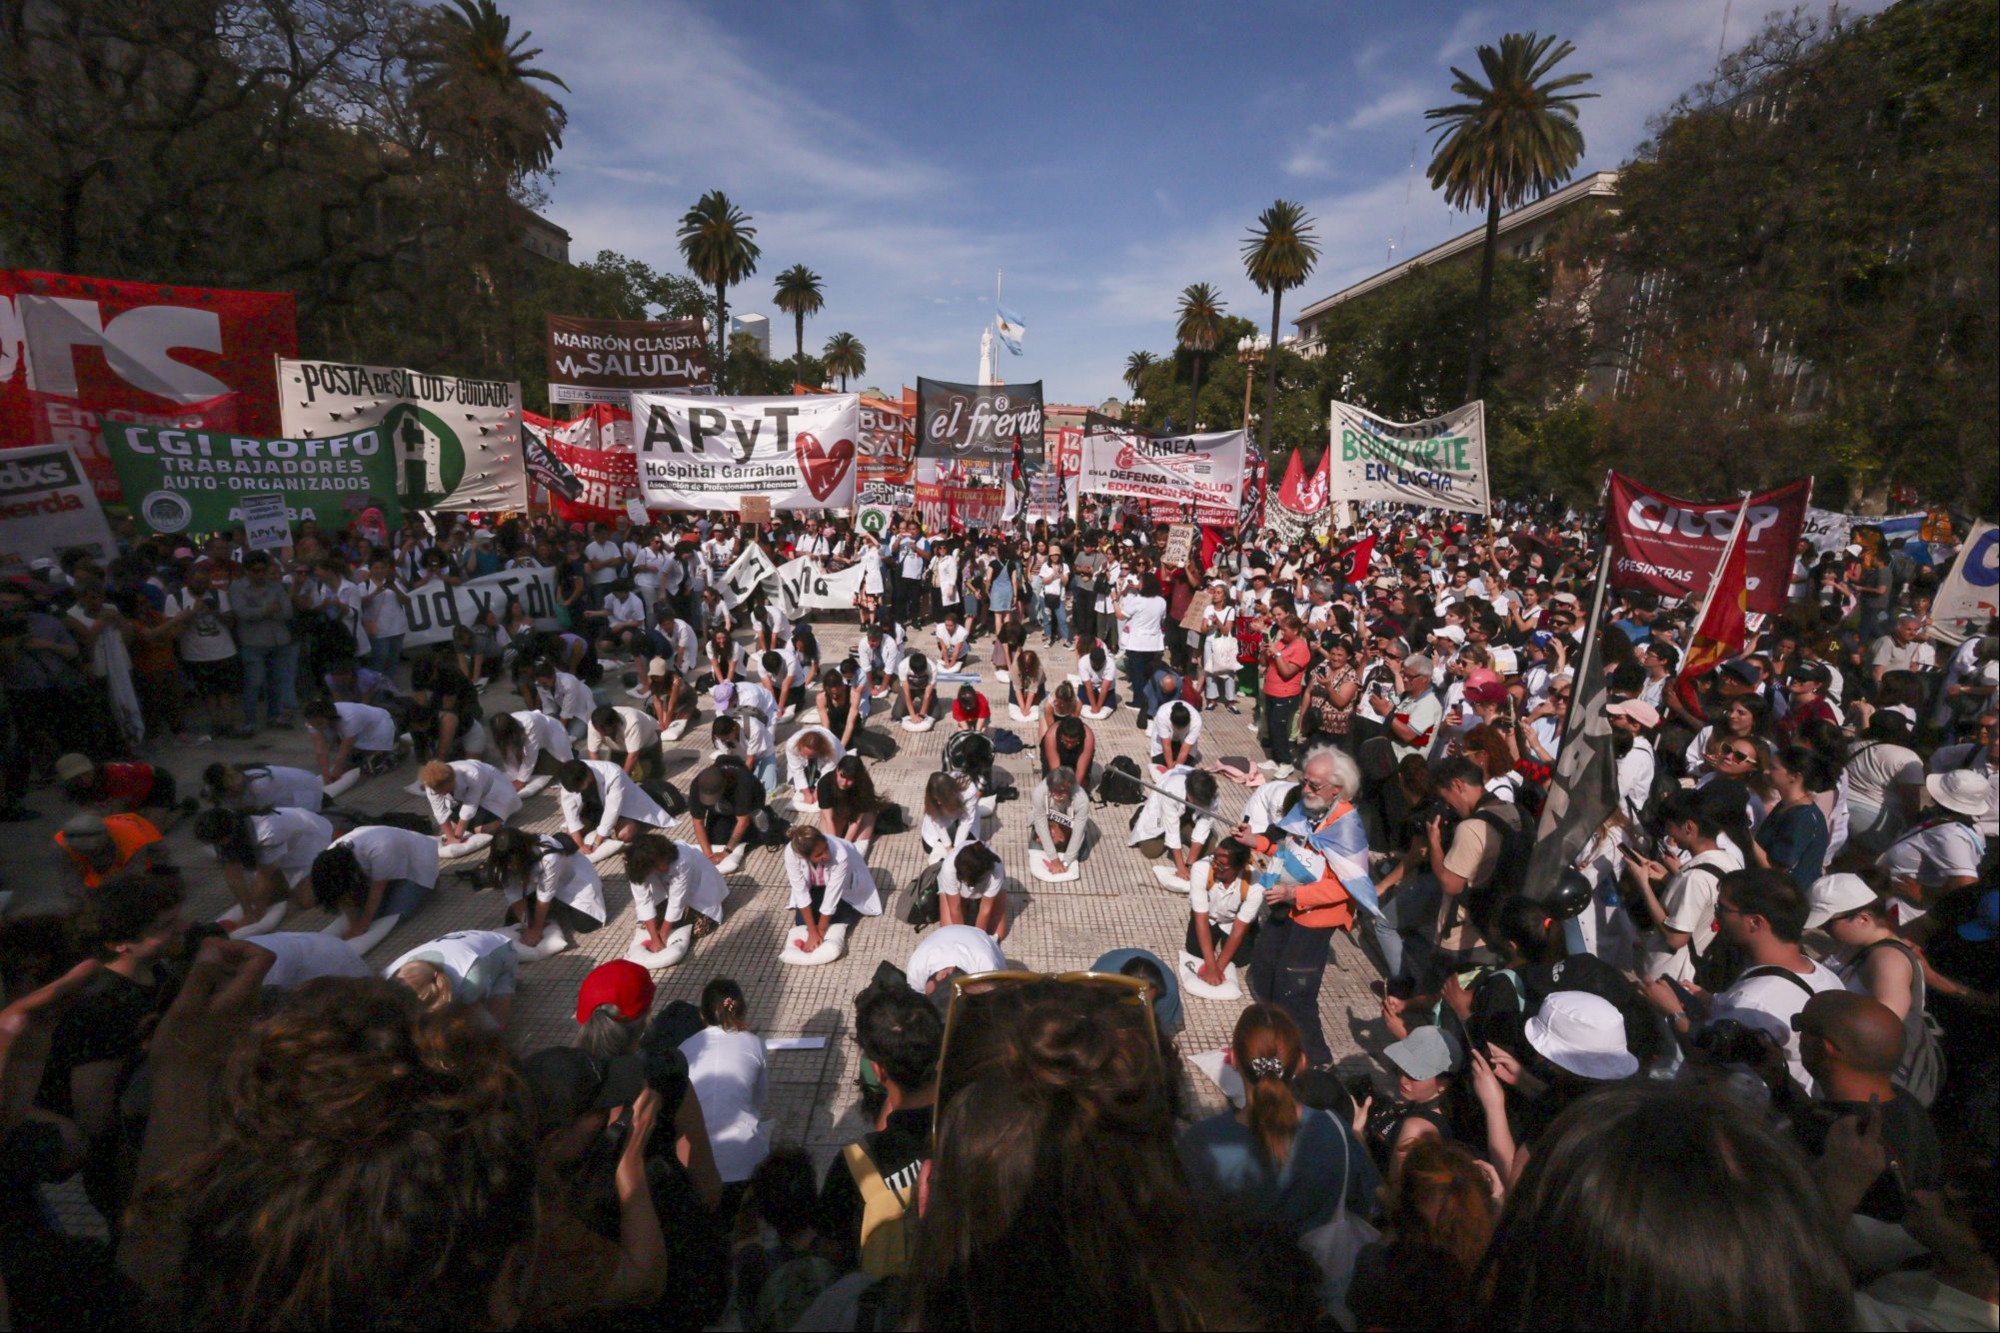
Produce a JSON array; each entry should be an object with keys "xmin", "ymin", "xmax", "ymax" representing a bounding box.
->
[{"xmin": 1233, "ymin": 743, "xmax": 1380, "ymax": 1067}]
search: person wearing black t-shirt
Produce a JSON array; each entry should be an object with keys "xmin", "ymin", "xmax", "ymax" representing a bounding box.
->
[
  {"xmin": 819, "ymin": 978, "xmax": 940, "ymax": 1272},
  {"xmin": 688, "ymin": 757, "xmax": 770, "ymax": 874},
  {"xmin": 409, "ymin": 647, "xmax": 484, "ymax": 761}
]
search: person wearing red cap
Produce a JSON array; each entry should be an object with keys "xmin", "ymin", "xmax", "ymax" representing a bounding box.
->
[
  {"xmin": 1607, "ymin": 699, "xmax": 1661, "ymax": 825},
  {"xmin": 574, "ymin": 959, "xmax": 658, "ymax": 1056}
]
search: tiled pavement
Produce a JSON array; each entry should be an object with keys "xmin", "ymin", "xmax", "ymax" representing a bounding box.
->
[{"xmin": 10, "ymin": 617, "xmax": 1399, "ymax": 1229}]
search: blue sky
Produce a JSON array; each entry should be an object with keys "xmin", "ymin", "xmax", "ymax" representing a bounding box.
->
[{"xmin": 519, "ymin": 0, "xmax": 1885, "ymax": 405}]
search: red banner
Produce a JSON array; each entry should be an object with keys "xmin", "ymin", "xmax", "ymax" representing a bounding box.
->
[
  {"xmin": 1604, "ymin": 473, "xmax": 1810, "ymax": 616},
  {"xmin": 1, "ymin": 269, "xmax": 297, "ymax": 504},
  {"xmin": 1276, "ymin": 446, "xmax": 1328, "ymax": 513},
  {"xmin": 525, "ymin": 405, "xmax": 641, "ymax": 527}
]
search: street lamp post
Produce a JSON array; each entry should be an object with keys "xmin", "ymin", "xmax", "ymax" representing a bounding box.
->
[{"xmin": 1237, "ymin": 332, "xmax": 1270, "ymax": 432}]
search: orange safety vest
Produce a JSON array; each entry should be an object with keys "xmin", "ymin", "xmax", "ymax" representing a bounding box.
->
[
  {"xmin": 57, "ymin": 813, "xmax": 164, "ymax": 888},
  {"xmin": 1252, "ymin": 799, "xmax": 1359, "ymax": 932}
]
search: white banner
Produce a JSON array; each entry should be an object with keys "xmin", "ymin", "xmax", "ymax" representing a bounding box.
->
[
  {"xmin": 777, "ymin": 556, "xmax": 866, "ymax": 618},
  {"xmin": 1078, "ymin": 425, "xmax": 1245, "ymax": 513},
  {"xmin": 1327, "ymin": 399, "xmax": 1489, "ymax": 515},
  {"xmin": 631, "ymin": 392, "xmax": 859, "ymax": 512},
  {"xmin": 278, "ymin": 359, "xmax": 527, "ymax": 512},
  {"xmin": 402, "ymin": 562, "xmax": 561, "ymax": 649},
  {"xmin": 0, "ymin": 443, "xmax": 116, "ymax": 574},
  {"xmin": 1933, "ymin": 519, "xmax": 1998, "ymax": 625},
  {"xmin": 1801, "ymin": 506, "xmax": 1927, "ymax": 555},
  {"xmin": 716, "ymin": 543, "xmax": 780, "ymax": 609}
]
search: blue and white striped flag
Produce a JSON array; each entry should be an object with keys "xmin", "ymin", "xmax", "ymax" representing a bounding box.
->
[
  {"xmin": 1268, "ymin": 803, "xmax": 1382, "ymax": 918},
  {"xmin": 996, "ymin": 305, "xmax": 1025, "ymax": 355}
]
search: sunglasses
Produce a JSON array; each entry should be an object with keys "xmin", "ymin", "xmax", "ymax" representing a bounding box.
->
[{"xmin": 934, "ymin": 970, "xmax": 1159, "ymax": 1158}]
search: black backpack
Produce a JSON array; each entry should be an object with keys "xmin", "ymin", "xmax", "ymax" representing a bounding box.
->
[
  {"xmin": 1097, "ymin": 755, "xmax": 1145, "ymax": 805},
  {"xmin": 1473, "ymin": 801, "xmax": 1535, "ymax": 897}
]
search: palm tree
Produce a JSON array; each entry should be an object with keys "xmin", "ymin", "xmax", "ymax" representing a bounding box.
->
[
  {"xmin": 407, "ymin": 0, "xmax": 569, "ymax": 372},
  {"xmin": 1242, "ymin": 201, "xmax": 1320, "ymax": 454},
  {"xmin": 408, "ymin": 0, "xmax": 570, "ymax": 178},
  {"xmin": 1124, "ymin": 350, "xmax": 1157, "ymax": 396},
  {"xmin": 677, "ymin": 191, "xmax": 761, "ymax": 391},
  {"xmin": 773, "ymin": 264, "xmax": 826, "ymax": 365},
  {"xmin": 1175, "ymin": 283, "xmax": 1227, "ymax": 431},
  {"xmin": 823, "ymin": 332, "xmax": 866, "ymax": 391},
  {"xmin": 1426, "ymin": 31, "xmax": 1594, "ymax": 400}
]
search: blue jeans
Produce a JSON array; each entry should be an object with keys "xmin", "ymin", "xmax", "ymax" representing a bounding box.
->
[
  {"xmin": 1371, "ymin": 874, "xmax": 1442, "ymax": 984},
  {"xmin": 1124, "ymin": 649, "xmax": 1163, "ymax": 718},
  {"xmin": 240, "ymin": 640, "xmax": 299, "ymax": 723},
  {"xmin": 369, "ymin": 633, "xmax": 405, "ymax": 681}
]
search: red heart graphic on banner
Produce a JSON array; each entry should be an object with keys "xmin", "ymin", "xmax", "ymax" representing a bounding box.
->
[{"xmin": 796, "ymin": 432, "xmax": 855, "ymax": 502}]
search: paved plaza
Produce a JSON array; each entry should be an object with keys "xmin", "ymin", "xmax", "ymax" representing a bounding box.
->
[{"xmin": 9, "ymin": 617, "xmax": 1395, "ymax": 1192}]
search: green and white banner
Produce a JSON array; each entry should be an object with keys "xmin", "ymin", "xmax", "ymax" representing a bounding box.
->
[
  {"xmin": 1327, "ymin": 399, "xmax": 1489, "ymax": 516},
  {"xmin": 278, "ymin": 359, "xmax": 526, "ymax": 511},
  {"xmin": 104, "ymin": 422, "xmax": 401, "ymax": 535}
]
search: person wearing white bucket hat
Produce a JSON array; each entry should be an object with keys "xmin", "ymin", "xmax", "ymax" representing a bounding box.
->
[
  {"xmin": 1525, "ymin": 991, "xmax": 1642, "ymax": 1082},
  {"xmin": 1876, "ymin": 768, "xmax": 1990, "ymax": 903}
]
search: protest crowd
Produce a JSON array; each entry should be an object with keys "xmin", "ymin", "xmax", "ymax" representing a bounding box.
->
[{"xmin": 0, "ymin": 288, "xmax": 1995, "ymax": 1330}]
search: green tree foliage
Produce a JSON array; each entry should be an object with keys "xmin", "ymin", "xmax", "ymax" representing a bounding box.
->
[
  {"xmin": 1124, "ymin": 351, "xmax": 1156, "ymax": 395},
  {"xmin": 773, "ymin": 263, "xmax": 826, "ymax": 365},
  {"xmin": 1173, "ymin": 283, "xmax": 1228, "ymax": 431},
  {"xmin": 1426, "ymin": 31, "xmax": 1593, "ymax": 400},
  {"xmin": 1593, "ymin": 0, "xmax": 1997, "ymax": 507}
]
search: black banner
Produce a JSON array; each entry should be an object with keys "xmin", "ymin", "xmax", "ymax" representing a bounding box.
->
[{"xmin": 915, "ymin": 378, "xmax": 1044, "ymax": 467}]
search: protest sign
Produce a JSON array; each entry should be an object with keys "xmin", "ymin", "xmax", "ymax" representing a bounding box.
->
[
  {"xmin": 632, "ymin": 392, "xmax": 859, "ymax": 511},
  {"xmin": 524, "ymin": 407, "xmax": 637, "ymax": 527},
  {"xmin": 776, "ymin": 556, "xmax": 866, "ymax": 618},
  {"xmin": 716, "ymin": 542, "xmax": 781, "ymax": 608},
  {"xmin": 402, "ymin": 562, "xmax": 561, "ymax": 649},
  {"xmin": 279, "ymin": 359, "xmax": 525, "ymax": 512},
  {"xmin": 238, "ymin": 493, "xmax": 293, "ymax": 551},
  {"xmin": 0, "ymin": 443, "xmax": 116, "ymax": 574},
  {"xmin": 1603, "ymin": 472, "xmax": 1811, "ymax": 617},
  {"xmin": 1, "ymin": 269, "xmax": 297, "ymax": 504},
  {"xmin": 546, "ymin": 315, "xmax": 710, "ymax": 404},
  {"xmin": 521, "ymin": 413, "xmax": 584, "ymax": 501},
  {"xmin": 104, "ymin": 422, "xmax": 401, "ymax": 536},
  {"xmin": 915, "ymin": 379, "xmax": 1042, "ymax": 530},
  {"xmin": 740, "ymin": 494, "xmax": 772, "ymax": 525},
  {"xmin": 1080, "ymin": 420, "xmax": 1245, "ymax": 516},
  {"xmin": 1327, "ymin": 400, "xmax": 1490, "ymax": 515},
  {"xmin": 1932, "ymin": 519, "xmax": 1998, "ymax": 625},
  {"xmin": 1163, "ymin": 524, "xmax": 1196, "ymax": 568}
]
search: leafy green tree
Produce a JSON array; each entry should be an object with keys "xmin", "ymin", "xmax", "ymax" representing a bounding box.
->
[
  {"xmin": 773, "ymin": 264, "xmax": 826, "ymax": 367},
  {"xmin": 823, "ymin": 331, "xmax": 866, "ymax": 391},
  {"xmin": 1242, "ymin": 200, "xmax": 1320, "ymax": 453},
  {"xmin": 1174, "ymin": 283, "xmax": 1227, "ymax": 430},
  {"xmin": 1593, "ymin": 0, "xmax": 1997, "ymax": 506},
  {"xmin": 1426, "ymin": 31, "xmax": 1593, "ymax": 400},
  {"xmin": 677, "ymin": 190, "xmax": 760, "ymax": 390},
  {"xmin": 408, "ymin": 0, "xmax": 568, "ymax": 177}
]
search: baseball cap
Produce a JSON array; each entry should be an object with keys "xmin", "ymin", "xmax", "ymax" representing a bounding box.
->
[
  {"xmin": 1384, "ymin": 1025, "xmax": 1463, "ymax": 1081},
  {"xmin": 1606, "ymin": 699, "xmax": 1662, "ymax": 729},
  {"xmin": 1803, "ymin": 873, "xmax": 1879, "ymax": 929},
  {"xmin": 1789, "ymin": 660, "xmax": 1832, "ymax": 686},
  {"xmin": 1719, "ymin": 659, "xmax": 1761, "ymax": 685},
  {"xmin": 647, "ymin": 657, "xmax": 671, "ymax": 676},
  {"xmin": 1432, "ymin": 625, "xmax": 1466, "ymax": 644},
  {"xmin": 54, "ymin": 753, "xmax": 95, "ymax": 785},
  {"xmin": 60, "ymin": 813, "xmax": 112, "ymax": 856},
  {"xmin": 1959, "ymin": 890, "xmax": 1998, "ymax": 943},
  {"xmin": 575, "ymin": 960, "xmax": 657, "ymax": 1024},
  {"xmin": 710, "ymin": 681, "xmax": 735, "ymax": 713},
  {"xmin": 1464, "ymin": 680, "xmax": 1509, "ymax": 706},
  {"xmin": 522, "ymin": 1047, "xmax": 649, "ymax": 1120},
  {"xmin": 1526, "ymin": 991, "xmax": 1639, "ymax": 1080}
]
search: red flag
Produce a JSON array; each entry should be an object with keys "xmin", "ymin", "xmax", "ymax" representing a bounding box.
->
[
  {"xmin": 1673, "ymin": 499, "xmax": 1753, "ymax": 716},
  {"xmin": 1334, "ymin": 533, "xmax": 1377, "ymax": 584},
  {"xmin": 1276, "ymin": 447, "xmax": 1329, "ymax": 512}
]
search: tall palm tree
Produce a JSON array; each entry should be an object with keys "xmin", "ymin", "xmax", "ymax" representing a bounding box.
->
[
  {"xmin": 1426, "ymin": 31, "xmax": 1594, "ymax": 400},
  {"xmin": 408, "ymin": 0, "xmax": 570, "ymax": 178},
  {"xmin": 677, "ymin": 191, "xmax": 761, "ymax": 391},
  {"xmin": 1242, "ymin": 201, "xmax": 1320, "ymax": 454},
  {"xmin": 773, "ymin": 264, "xmax": 826, "ymax": 366},
  {"xmin": 407, "ymin": 0, "xmax": 569, "ymax": 372},
  {"xmin": 1124, "ymin": 350, "xmax": 1157, "ymax": 396},
  {"xmin": 1175, "ymin": 283, "xmax": 1227, "ymax": 431},
  {"xmin": 823, "ymin": 331, "xmax": 866, "ymax": 391}
]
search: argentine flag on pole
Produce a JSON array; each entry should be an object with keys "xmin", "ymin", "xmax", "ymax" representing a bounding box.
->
[{"xmin": 996, "ymin": 305, "xmax": 1026, "ymax": 355}]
